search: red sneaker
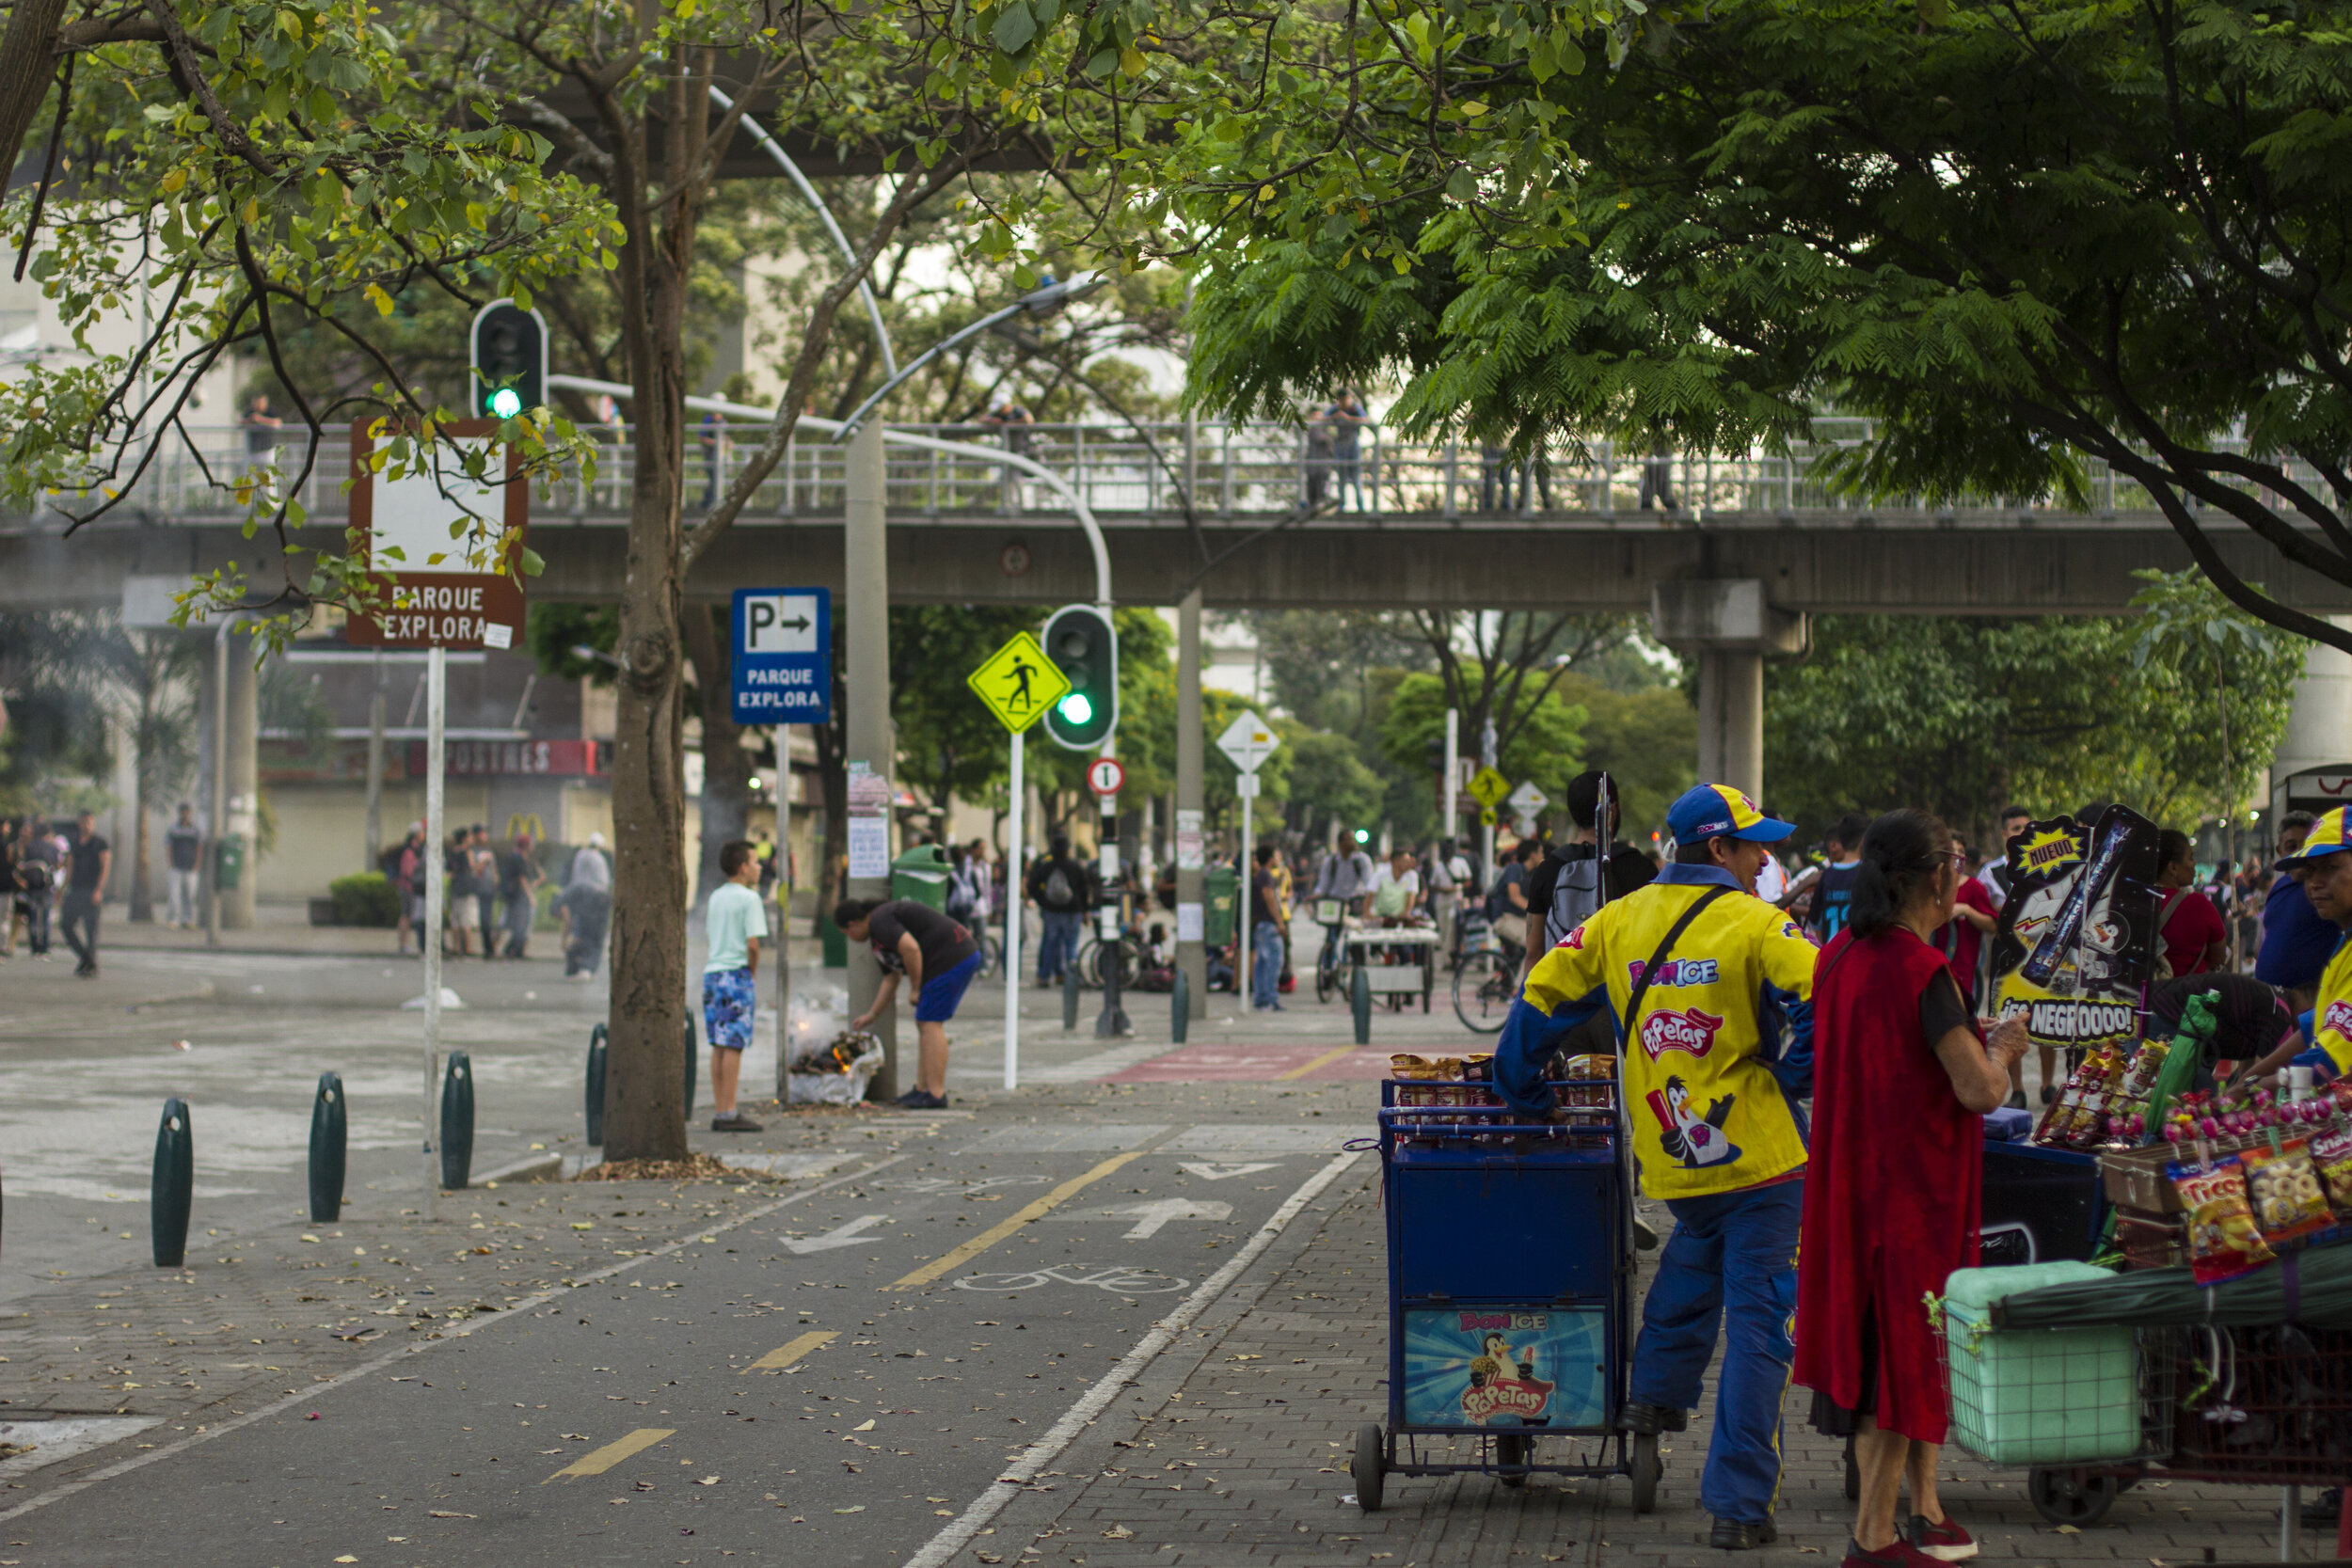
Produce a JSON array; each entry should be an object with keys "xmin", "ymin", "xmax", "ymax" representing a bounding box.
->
[
  {"xmin": 1906, "ymin": 1513, "xmax": 1979, "ymax": 1563},
  {"xmin": 1841, "ymin": 1539, "xmax": 1940, "ymax": 1568}
]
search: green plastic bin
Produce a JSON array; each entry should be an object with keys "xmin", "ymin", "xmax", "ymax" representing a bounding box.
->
[
  {"xmin": 214, "ymin": 835, "xmax": 245, "ymax": 892},
  {"xmin": 1203, "ymin": 865, "xmax": 1237, "ymax": 948},
  {"xmin": 1943, "ymin": 1261, "xmax": 2143, "ymax": 1465},
  {"xmin": 892, "ymin": 845, "xmax": 951, "ymax": 911}
]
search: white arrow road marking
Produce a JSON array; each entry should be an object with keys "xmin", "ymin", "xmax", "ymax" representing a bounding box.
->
[
  {"xmin": 1097, "ymin": 1199, "xmax": 1233, "ymax": 1239},
  {"xmin": 781, "ymin": 1214, "xmax": 890, "ymax": 1254},
  {"xmin": 1175, "ymin": 1162, "xmax": 1282, "ymax": 1182}
]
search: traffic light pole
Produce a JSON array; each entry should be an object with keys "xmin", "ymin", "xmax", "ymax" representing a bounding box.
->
[{"xmin": 1094, "ymin": 740, "xmax": 1130, "ymax": 1038}]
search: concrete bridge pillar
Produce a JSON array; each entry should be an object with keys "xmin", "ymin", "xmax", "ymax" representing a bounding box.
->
[
  {"xmin": 1652, "ymin": 580, "xmax": 1806, "ymax": 808},
  {"xmin": 221, "ymin": 628, "xmax": 260, "ymax": 930},
  {"xmin": 2275, "ymin": 618, "xmax": 2352, "ymax": 785}
]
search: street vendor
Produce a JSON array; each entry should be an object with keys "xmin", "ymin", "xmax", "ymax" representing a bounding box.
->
[
  {"xmin": 1494, "ymin": 783, "xmax": 1818, "ymax": 1552},
  {"xmin": 2258, "ymin": 806, "xmax": 2352, "ymax": 1083}
]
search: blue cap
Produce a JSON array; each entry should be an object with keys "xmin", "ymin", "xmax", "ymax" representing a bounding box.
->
[{"xmin": 1666, "ymin": 784, "xmax": 1795, "ymax": 846}]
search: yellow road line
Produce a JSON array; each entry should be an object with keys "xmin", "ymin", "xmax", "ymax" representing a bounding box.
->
[
  {"xmin": 885, "ymin": 1151, "xmax": 1143, "ymax": 1291},
  {"xmin": 1276, "ymin": 1045, "xmax": 1359, "ymax": 1081},
  {"xmin": 750, "ymin": 1329, "xmax": 838, "ymax": 1371},
  {"xmin": 543, "ymin": 1427, "xmax": 675, "ymax": 1482}
]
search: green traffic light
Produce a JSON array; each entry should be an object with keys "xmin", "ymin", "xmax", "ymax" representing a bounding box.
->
[
  {"xmin": 1353, "ymin": 828, "xmax": 1371, "ymax": 844},
  {"xmin": 488, "ymin": 387, "xmax": 523, "ymax": 419},
  {"xmin": 1057, "ymin": 691, "xmax": 1093, "ymax": 725}
]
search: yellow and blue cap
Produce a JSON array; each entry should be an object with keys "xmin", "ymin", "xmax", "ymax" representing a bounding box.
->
[
  {"xmin": 1666, "ymin": 784, "xmax": 1794, "ymax": 846},
  {"xmin": 2280, "ymin": 806, "xmax": 2352, "ymax": 866}
]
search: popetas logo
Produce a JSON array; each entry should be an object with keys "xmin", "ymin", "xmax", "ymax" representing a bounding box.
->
[
  {"xmin": 2325, "ymin": 999, "xmax": 2352, "ymax": 1045},
  {"xmin": 1640, "ymin": 1006, "xmax": 1724, "ymax": 1061}
]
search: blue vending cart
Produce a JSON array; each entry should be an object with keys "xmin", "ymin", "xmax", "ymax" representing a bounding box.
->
[{"xmin": 1353, "ymin": 1075, "xmax": 1656, "ymax": 1513}]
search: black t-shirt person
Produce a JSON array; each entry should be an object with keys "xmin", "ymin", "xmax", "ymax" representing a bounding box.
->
[
  {"xmin": 1525, "ymin": 842, "xmax": 1657, "ymax": 950},
  {"xmin": 67, "ymin": 833, "xmax": 108, "ymax": 894},
  {"xmin": 865, "ymin": 900, "xmax": 979, "ymax": 977}
]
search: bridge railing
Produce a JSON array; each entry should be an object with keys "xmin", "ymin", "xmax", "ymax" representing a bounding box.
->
[{"xmin": 97, "ymin": 418, "xmax": 2217, "ymax": 524}]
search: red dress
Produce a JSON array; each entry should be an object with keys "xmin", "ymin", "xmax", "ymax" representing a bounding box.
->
[{"xmin": 1794, "ymin": 927, "xmax": 1982, "ymax": 1443}]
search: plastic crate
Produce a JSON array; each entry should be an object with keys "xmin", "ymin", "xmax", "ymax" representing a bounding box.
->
[{"xmin": 1943, "ymin": 1302, "xmax": 2147, "ymax": 1465}]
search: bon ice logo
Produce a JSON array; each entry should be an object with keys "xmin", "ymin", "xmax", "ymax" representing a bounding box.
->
[
  {"xmin": 1629, "ymin": 958, "xmax": 1719, "ymax": 989},
  {"xmin": 1640, "ymin": 1006, "xmax": 1724, "ymax": 1061}
]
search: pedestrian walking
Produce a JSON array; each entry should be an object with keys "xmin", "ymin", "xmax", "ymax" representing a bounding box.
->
[
  {"xmin": 560, "ymin": 832, "xmax": 612, "ymax": 979},
  {"xmin": 444, "ymin": 828, "xmax": 474, "ymax": 957},
  {"xmin": 1025, "ymin": 833, "xmax": 1090, "ymax": 987},
  {"xmin": 165, "ymin": 804, "xmax": 202, "ymax": 928},
  {"xmin": 1486, "ymin": 837, "xmax": 1541, "ymax": 953},
  {"xmin": 1495, "ymin": 784, "xmax": 1818, "ymax": 1551},
  {"xmin": 12, "ymin": 817, "xmax": 57, "ymax": 958},
  {"xmin": 499, "ymin": 832, "xmax": 543, "ymax": 958},
  {"xmin": 1328, "ymin": 389, "xmax": 1370, "ymax": 513},
  {"xmin": 0, "ymin": 817, "xmax": 18, "ymax": 958},
  {"xmin": 468, "ymin": 825, "xmax": 498, "ymax": 957},
  {"xmin": 59, "ymin": 810, "xmax": 109, "ymax": 978},
  {"xmin": 1797, "ymin": 808, "xmax": 2031, "ymax": 1568},
  {"xmin": 836, "ymin": 895, "xmax": 983, "ymax": 1110},
  {"xmin": 702, "ymin": 840, "xmax": 768, "ymax": 1132},
  {"xmin": 381, "ymin": 821, "xmax": 425, "ymax": 956},
  {"xmin": 1249, "ymin": 844, "xmax": 1287, "ymax": 1011},
  {"xmin": 1301, "ymin": 406, "xmax": 1335, "ymax": 510}
]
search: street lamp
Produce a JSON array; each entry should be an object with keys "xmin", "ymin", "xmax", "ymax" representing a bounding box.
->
[{"xmin": 832, "ymin": 272, "xmax": 1106, "ymax": 439}]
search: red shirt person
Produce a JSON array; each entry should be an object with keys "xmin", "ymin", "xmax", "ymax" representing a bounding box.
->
[
  {"xmin": 1795, "ymin": 809, "xmax": 2031, "ymax": 1567},
  {"xmin": 1936, "ymin": 833, "xmax": 1997, "ymax": 1005},
  {"xmin": 2155, "ymin": 828, "xmax": 2228, "ymax": 977}
]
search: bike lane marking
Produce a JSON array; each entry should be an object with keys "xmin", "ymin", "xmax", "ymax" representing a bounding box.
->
[
  {"xmin": 1275, "ymin": 1044, "xmax": 1358, "ymax": 1080},
  {"xmin": 542, "ymin": 1426, "xmax": 676, "ymax": 1482},
  {"xmin": 883, "ymin": 1151, "xmax": 1144, "ymax": 1291},
  {"xmin": 748, "ymin": 1328, "xmax": 839, "ymax": 1371}
]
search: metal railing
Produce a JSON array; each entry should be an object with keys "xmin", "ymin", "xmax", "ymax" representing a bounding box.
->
[{"xmin": 84, "ymin": 418, "xmax": 2248, "ymax": 527}]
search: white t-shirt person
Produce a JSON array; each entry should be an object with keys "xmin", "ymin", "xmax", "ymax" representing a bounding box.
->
[{"xmin": 1369, "ymin": 863, "xmax": 1421, "ymax": 918}]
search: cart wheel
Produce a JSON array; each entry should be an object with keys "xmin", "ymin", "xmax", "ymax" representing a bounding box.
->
[
  {"xmin": 2027, "ymin": 1467, "xmax": 2118, "ymax": 1528},
  {"xmin": 1630, "ymin": 1433, "xmax": 1661, "ymax": 1514},
  {"xmin": 1843, "ymin": 1434, "xmax": 1859, "ymax": 1503},
  {"xmin": 1493, "ymin": 1433, "xmax": 1530, "ymax": 1488},
  {"xmin": 1352, "ymin": 1422, "xmax": 1385, "ymax": 1513}
]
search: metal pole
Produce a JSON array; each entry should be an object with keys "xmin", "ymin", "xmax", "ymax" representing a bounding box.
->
[
  {"xmin": 1005, "ymin": 726, "xmax": 1024, "ymax": 1088},
  {"xmin": 363, "ymin": 647, "xmax": 386, "ymax": 872},
  {"xmin": 1479, "ymin": 715, "xmax": 1498, "ymax": 894},
  {"xmin": 205, "ymin": 620, "xmax": 226, "ymax": 947},
  {"xmin": 1238, "ymin": 783, "xmax": 1253, "ymax": 1006},
  {"xmin": 773, "ymin": 723, "xmax": 792, "ymax": 1103},
  {"xmin": 1442, "ymin": 707, "xmax": 1459, "ymax": 835},
  {"xmin": 844, "ymin": 421, "xmax": 897, "ymax": 1099},
  {"xmin": 421, "ymin": 642, "xmax": 445, "ymax": 1222},
  {"xmin": 1175, "ymin": 590, "xmax": 1206, "ymax": 1020}
]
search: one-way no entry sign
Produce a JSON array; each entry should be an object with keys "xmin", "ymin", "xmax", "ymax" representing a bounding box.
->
[{"xmin": 731, "ymin": 587, "xmax": 832, "ymax": 724}]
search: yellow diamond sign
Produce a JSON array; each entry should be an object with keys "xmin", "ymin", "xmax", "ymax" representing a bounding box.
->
[
  {"xmin": 968, "ymin": 631, "xmax": 1070, "ymax": 735},
  {"xmin": 1467, "ymin": 766, "xmax": 1511, "ymax": 810}
]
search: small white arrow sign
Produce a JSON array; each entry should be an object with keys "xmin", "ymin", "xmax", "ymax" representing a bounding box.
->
[
  {"xmin": 1109, "ymin": 1199, "xmax": 1232, "ymax": 1239},
  {"xmin": 781, "ymin": 1214, "xmax": 889, "ymax": 1255},
  {"xmin": 1176, "ymin": 1162, "xmax": 1282, "ymax": 1182}
]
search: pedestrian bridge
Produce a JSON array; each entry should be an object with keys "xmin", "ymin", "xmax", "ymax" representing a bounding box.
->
[{"xmin": 4, "ymin": 418, "xmax": 2344, "ymax": 616}]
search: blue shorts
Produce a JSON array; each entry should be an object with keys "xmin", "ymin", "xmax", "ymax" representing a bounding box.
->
[
  {"xmin": 914, "ymin": 952, "xmax": 982, "ymax": 1023},
  {"xmin": 702, "ymin": 966, "xmax": 757, "ymax": 1050}
]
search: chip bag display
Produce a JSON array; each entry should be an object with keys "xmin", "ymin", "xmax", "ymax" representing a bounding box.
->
[
  {"xmin": 2312, "ymin": 1123, "xmax": 2352, "ymax": 1213},
  {"xmin": 2171, "ymin": 1157, "xmax": 2278, "ymax": 1286},
  {"xmin": 2240, "ymin": 1139, "xmax": 2337, "ymax": 1250}
]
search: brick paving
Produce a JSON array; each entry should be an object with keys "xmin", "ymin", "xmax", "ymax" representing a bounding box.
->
[{"xmin": 983, "ymin": 1167, "xmax": 2296, "ymax": 1568}]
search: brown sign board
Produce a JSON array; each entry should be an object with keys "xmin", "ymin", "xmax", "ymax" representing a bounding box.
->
[{"xmin": 342, "ymin": 420, "xmax": 528, "ymax": 650}]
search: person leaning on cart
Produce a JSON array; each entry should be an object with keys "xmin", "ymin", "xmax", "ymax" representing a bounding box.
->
[
  {"xmin": 1794, "ymin": 810, "xmax": 2032, "ymax": 1567},
  {"xmin": 2249, "ymin": 806, "xmax": 2352, "ymax": 1092},
  {"xmin": 1494, "ymin": 783, "xmax": 1818, "ymax": 1552}
]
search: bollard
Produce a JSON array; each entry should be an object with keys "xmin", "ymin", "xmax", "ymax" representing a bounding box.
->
[
  {"xmin": 308, "ymin": 1072, "xmax": 347, "ymax": 1224},
  {"xmin": 1351, "ymin": 964, "xmax": 1373, "ymax": 1046},
  {"xmin": 683, "ymin": 1015, "xmax": 698, "ymax": 1115},
  {"xmin": 439, "ymin": 1052, "xmax": 475, "ymax": 1191},
  {"xmin": 151, "ymin": 1098, "xmax": 193, "ymax": 1268},
  {"xmin": 585, "ymin": 1023, "xmax": 608, "ymax": 1146},
  {"xmin": 1170, "ymin": 968, "xmax": 1190, "ymax": 1044},
  {"xmin": 1062, "ymin": 963, "xmax": 1080, "ymax": 1031}
]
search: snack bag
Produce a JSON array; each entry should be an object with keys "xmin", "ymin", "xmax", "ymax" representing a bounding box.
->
[
  {"xmin": 2062, "ymin": 1047, "xmax": 2126, "ymax": 1148},
  {"xmin": 2313, "ymin": 1123, "xmax": 2352, "ymax": 1212},
  {"xmin": 2035, "ymin": 1064, "xmax": 2089, "ymax": 1146},
  {"xmin": 2171, "ymin": 1157, "xmax": 2278, "ymax": 1285},
  {"xmin": 2111, "ymin": 1040, "xmax": 2170, "ymax": 1125},
  {"xmin": 2241, "ymin": 1139, "xmax": 2337, "ymax": 1249}
]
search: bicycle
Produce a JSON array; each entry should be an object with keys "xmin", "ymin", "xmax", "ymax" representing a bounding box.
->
[
  {"xmin": 1311, "ymin": 898, "xmax": 1353, "ymax": 1003},
  {"xmin": 1450, "ymin": 913, "xmax": 1525, "ymax": 1034},
  {"xmin": 1074, "ymin": 931, "xmax": 1142, "ymax": 990}
]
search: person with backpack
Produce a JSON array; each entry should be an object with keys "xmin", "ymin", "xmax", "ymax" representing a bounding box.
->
[
  {"xmin": 1025, "ymin": 834, "xmax": 1090, "ymax": 988},
  {"xmin": 12, "ymin": 816, "xmax": 59, "ymax": 958},
  {"xmin": 1494, "ymin": 784, "xmax": 1818, "ymax": 1552},
  {"xmin": 1520, "ymin": 769, "xmax": 1657, "ymax": 980},
  {"xmin": 383, "ymin": 822, "xmax": 425, "ymax": 956}
]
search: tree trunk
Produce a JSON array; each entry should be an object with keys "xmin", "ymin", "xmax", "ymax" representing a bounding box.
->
[
  {"xmin": 130, "ymin": 772, "xmax": 153, "ymax": 921},
  {"xmin": 681, "ymin": 604, "xmax": 753, "ymax": 910},
  {"xmin": 0, "ymin": 0, "xmax": 66, "ymax": 190}
]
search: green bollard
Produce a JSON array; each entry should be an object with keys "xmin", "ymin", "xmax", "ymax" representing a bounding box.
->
[
  {"xmin": 308, "ymin": 1072, "xmax": 346, "ymax": 1224},
  {"xmin": 151, "ymin": 1098, "xmax": 193, "ymax": 1268},
  {"xmin": 1351, "ymin": 964, "xmax": 1373, "ymax": 1045},
  {"xmin": 439, "ymin": 1052, "xmax": 475, "ymax": 1191},
  {"xmin": 1062, "ymin": 963, "xmax": 1080, "ymax": 1032},
  {"xmin": 684, "ymin": 1016, "xmax": 698, "ymax": 1116},
  {"xmin": 585, "ymin": 1024, "xmax": 608, "ymax": 1146},
  {"xmin": 1171, "ymin": 967, "xmax": 1190, "ymax": 1044}
]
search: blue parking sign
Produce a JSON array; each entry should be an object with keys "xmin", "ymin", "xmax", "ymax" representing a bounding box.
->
[{"xmin": 730, "ymin": 587, "xmax": 832, "ymax": 725}]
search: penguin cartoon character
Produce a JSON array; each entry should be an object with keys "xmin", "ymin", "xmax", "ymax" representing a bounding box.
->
[{"xmin": 1649, "ymin": 1073, "xmax": 1740, "ymax": 1168}]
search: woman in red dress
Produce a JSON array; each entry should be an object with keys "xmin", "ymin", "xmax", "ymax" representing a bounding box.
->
[{"xmin": 1795, "ymin": 809, "xmax": 2030, "ymax": 1567}]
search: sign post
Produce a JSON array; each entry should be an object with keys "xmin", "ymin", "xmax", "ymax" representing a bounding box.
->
[
  {"xmin": 730, "ymin": 588, "xmax": 834, "ymax": 1100},
  {"xmin": 968, "ymin": 631, "xmax": 1071, "ymax": 1089},
  {"xmin": 344, "ymin": 420, "xmax": 527, "ymax": 1223},
  {"xmin": 1088, "ymin": 756, "xmax": 1130, "ymax": 1039},
  {"xmin": 1216, "ymin": 711, "xmax": 1280, "ymax": 1005}
]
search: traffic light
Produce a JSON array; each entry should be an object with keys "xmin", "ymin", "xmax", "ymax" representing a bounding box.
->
[
  {"xmin": 1041, "ymin": 603, "xmax": 1118, "ymax": 750},
  {"xmin": 470, "ymin": 299, "xmax": 547, "ymax": 420}
]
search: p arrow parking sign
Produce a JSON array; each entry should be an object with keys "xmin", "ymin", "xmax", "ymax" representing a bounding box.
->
[{"xmin": 731, "ymin": 587, "xmax": 832, "ymax": 724}]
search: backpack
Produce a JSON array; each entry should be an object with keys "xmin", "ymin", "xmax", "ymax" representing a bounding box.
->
[
  {"xmin": 378, "ymin": 843, "xmax": 405, "ymax": 881},
  {"xmin": 1547, "ymin": 849, "xmax": 1603, "ymax": 948},
  {"xmin": 946, "ymin": 863, "xmax": 979, "ymax": 921},
  {"xmin": 1042, "ymin": 863, "xmax": 1075, "ymax": 908}
]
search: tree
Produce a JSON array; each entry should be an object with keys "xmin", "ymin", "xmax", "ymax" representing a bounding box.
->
[
  {"xmin": 1193, "ymin": 0, "xmax": 2352, "ymax": 660},
  {"xmin": 113, "ymin": 632, "xmax": 204, "ymax": 921},
  {"xmin": 1381, "ymin": 670, "xmax": 1585, "ymax": 820},
  {"xmin": 1278, "ymin": 724, "xmax": 1386, "ymax": 844}
]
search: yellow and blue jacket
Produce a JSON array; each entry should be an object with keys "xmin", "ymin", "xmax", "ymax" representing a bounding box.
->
[{"xmin": 1496, "ymin": 863, "xmax": 1818, "ymax": 1202}]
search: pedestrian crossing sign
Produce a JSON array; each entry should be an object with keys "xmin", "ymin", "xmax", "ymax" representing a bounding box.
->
[
  {"xmin": 1467, "ymin": 766, "xmax": 1511, "ymax": 810},
  {"xmin": 969, "ymin": 631, "xmax": 1071, "ymax": 734}
]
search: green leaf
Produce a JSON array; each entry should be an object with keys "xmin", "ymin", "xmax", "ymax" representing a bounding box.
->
[{"xmin": 992, "ymin": 2, "xmax": 1037, "ymax": 55}]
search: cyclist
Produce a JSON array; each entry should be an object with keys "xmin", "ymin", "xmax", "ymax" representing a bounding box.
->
[
  {"xmin": 1494, "ymin": 783, "xmax": 1816, "ymax": 1552},
  {"xmin": 1487, "ymin": 837, "xmax": 1543, "ymax": 958},
  {"xmin": 1311, "ymin": 832, "xmax": 1377, "ymax": 988}
]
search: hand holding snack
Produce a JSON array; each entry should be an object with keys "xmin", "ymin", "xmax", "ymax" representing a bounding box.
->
[{"xmin": 1982, "ymin": 1013, "xmax": 2031, "ymax": 1070}]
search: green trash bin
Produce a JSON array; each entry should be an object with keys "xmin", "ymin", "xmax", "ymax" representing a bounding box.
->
[
  {"xmin": 820, "ymin": 911, "xmax": 847, "ymax": 969},
  {"xmin": 1203, "ymin": 865, "xmax": 1237, "ymax": 949},
  {"xmin": 891, "ymin": 845, "xmax": 952, "ymax": 911},
  {"xmin": 214, "ymin": 835, "xmax": 246, "ymax": 892}
]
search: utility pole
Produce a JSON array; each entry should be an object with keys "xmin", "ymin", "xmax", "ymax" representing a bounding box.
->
[
  {"xmin": 1175, "ymin": 592, "xmax": 1206, "ymax": 1020},
  {"xmin": 843, "ymin": 421, "xmax": 897, "ymax": 1100}
]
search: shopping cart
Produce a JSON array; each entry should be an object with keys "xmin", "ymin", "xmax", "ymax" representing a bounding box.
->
[{"xmin": 1351, "ymin": 1074, "xmax": 1655, "ymax": 1513}]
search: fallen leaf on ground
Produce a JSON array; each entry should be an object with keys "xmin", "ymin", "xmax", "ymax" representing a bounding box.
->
[
  {"xmin": 852, "ymin": 1419, "xmax": 875, "ymax": 1432},
  {"xmin": 1103, "ymin": 1526, "xmax": 1133, "ymax": 1540},
  {"xmin": 2055, "ymin": 1525, "xmax": 2081, "ymax": 1535},
  {"xmin": 428, "ymin": 1511, "xmax": 477, "ymax": 1519},
  {"xmin": 834, "ymin": 1505, "xmax": 865, "ymax": 1514}
]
